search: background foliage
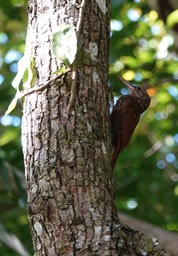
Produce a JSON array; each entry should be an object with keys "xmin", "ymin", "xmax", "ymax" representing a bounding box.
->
[{"xmin": 0, "ymin": 0, "xmax": 178, "ymax": 254}]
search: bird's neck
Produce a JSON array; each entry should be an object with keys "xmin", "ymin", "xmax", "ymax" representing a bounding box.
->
[{"xmin": 136, "ymin": 97, "xmax": 150, "ymax": 114}]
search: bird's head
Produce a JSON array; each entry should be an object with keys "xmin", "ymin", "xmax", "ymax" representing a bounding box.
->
[{"xmin": 118, "ymin": 75, "xmax": 150, "ymax": 113}]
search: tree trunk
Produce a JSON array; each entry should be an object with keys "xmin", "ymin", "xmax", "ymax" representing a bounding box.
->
[{"xmin": 21, "ymin": 0, "xmax": 171, "ymax": 255}]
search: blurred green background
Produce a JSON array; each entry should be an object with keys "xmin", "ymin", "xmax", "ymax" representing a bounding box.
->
[{"xmin": 0, "ymin": 0, "xmax": 178, "ymax": 255}]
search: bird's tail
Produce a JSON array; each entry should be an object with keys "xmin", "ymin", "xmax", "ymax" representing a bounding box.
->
[{"xmin": 111, "ymin": 142, "xmax": 121, "ymax": 170}]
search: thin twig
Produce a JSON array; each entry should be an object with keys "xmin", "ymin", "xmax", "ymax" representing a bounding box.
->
[
  {"xmin": 22, "ymin": 74, "xmax": 63, "ymax": 97},
  {"xmin": 76, "ymin": 0, "xmax": 86, "ymax": 37}
]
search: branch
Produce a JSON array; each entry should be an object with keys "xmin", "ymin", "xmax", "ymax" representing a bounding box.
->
[{"xmin": 119, "ymin": 212, "xmax": 178, "ymax": 256}]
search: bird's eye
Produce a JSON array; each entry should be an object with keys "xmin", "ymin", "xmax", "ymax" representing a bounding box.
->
[{"xmin": 137, "ymin": 87, "xmax": 141, "ymax": 90}]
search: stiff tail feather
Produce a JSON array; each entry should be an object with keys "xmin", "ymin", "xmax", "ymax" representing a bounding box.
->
[{"xmin": 111, "ymin": 140, "xmax": 122, "ymax": 170}]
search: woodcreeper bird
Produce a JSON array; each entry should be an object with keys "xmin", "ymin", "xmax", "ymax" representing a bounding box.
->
[{"xmin": 111, "ymin": 76, "xmax": 150, "ymax": 170}]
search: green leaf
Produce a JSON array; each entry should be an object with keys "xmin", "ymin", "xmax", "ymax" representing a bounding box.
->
[
  {"xmin": 5, "ymin": 92, "xmax": 21, "ymax": 116},
  {"xmin": 6, "ymin": 52, "xmax": 37, "ymax": 115},
  {"xmin": 166, "ymin": 10, "xmax": 178, "ymax": 29},
  {"xmin": 12, "ymin": 53, "xmax": 31, "ymax": 91},
  {"xmin": 0, "ymin": 129, "xmax": 19, "ymax": 147},
  {"xmin": 23, "ymin": 56, "xmax": 37, "ymax": 89},
  {"xmin": 0, "ymin": 224, "xmax": 30, "ymax": 256},
  {"xmin": 52, "ymin": 66, "xmax": 68, "ymax": 75},
  {"xmin": 52, "ymin": 24, "xmax": 77, "ymax": 66},
  {"xmin": 12, "ymin": 52, "xmax": 36, "ymax": 91}
]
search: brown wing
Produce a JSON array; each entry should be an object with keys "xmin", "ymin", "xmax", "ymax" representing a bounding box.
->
[{"xmin": 111, "ymin": 96, "xmax": 140, "ymax": 169}]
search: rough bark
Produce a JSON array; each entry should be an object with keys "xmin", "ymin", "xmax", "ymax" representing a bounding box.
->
[
  {"xmin": 120, "ymin": 212, "xmax": 178, "ymax": 256},
  {"xmin": 22, "ymin": 0, "xmax": 171, "ymax": 255}
]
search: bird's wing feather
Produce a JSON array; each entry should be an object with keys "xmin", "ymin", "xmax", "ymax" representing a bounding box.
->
[
  {"xmin": 119, "ymin": 97, "xmax": 140, "ymax": 151},
  {"xmin": 111, "ymin": 96, "xmax": 140, "ymax": 169},
  {"xmin": 111, "ymin": 96, "xmax": 140, "ymax": 149}
]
